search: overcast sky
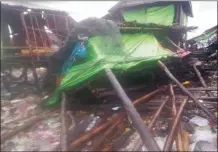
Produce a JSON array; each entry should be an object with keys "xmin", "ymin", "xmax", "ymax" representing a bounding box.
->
[{"xmin": 35, "ymin": 1, "xmax": 217, "ymax": 39}]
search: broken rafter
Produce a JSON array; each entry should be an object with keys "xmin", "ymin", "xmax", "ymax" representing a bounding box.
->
[
  {"xmin": 105, "ymin": 68, "xmax": 160, "ymax": 151},
  {"xmin": 158, "ymin": 61, "xmax": 217, "ymax": 123}
]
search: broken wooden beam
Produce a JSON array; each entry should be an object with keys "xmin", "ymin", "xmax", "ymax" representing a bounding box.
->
[
  {"xmin": 158, "ymin": 61, "xmax": 217, "ymax": 123},
  {"xmin": 61, "ymin": 92, "xmax": 67, "ymax": 151},
  {"xmin": 163, "ymin": 98, "xmax": 188, "ymax": 151},
  {"xmin": 105, "ymin": 68, "xmax": 160, "ymax": 151}
]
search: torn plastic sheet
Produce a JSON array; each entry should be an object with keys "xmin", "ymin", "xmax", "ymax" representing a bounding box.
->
[{"xmin": 189, "ymin": 124, "xmax": 217, "ymax": 151}]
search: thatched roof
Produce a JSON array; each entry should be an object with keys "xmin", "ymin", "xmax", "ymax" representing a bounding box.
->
[{"xmin": 109, "ymin": 0, "xmax": 193, "ymax": 17}]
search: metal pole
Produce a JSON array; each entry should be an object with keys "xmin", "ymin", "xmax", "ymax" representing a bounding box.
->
[{"xmin": 105, "ymin": 68, "xmax": 160, "ymax": 151}]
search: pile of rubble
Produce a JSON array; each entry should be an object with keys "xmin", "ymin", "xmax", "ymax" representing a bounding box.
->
[
  {"xmin": 1, "ymin": 1, "xmax": 217, "ymax": 152},
  {"xmin": 1, "ymin": 60, "xmax": 217, "ymax": 151}
]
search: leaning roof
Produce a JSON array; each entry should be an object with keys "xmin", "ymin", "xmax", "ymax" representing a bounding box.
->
[{"xmin": 109, "ymin": 0, "xmax": 193, "ymax": 17}]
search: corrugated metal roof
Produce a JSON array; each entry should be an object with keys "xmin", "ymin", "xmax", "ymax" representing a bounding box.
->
[{"xmin": 109, "ymin": 0, "xmax": 193, "ymax": 17}]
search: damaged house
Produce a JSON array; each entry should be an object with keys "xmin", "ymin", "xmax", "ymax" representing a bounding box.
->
[
  {"xmin": 1, "ymin": 1, "xmax": 77, "ymax": 94},
  {"xmin": 104, "ymin": 1, "xmax": 193, "ymax": 45},
  {"xmin": 1, "ymin": 1, "xmax": 217, "ymax": 152}
]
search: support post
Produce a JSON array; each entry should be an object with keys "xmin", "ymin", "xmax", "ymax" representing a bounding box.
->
[{"xmin": 105, "ymin": 68, "xmax": 160, "ymax": 151}]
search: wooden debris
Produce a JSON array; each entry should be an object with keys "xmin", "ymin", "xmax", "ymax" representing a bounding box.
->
[
  {"xmin": 70, "ymin": 113, "xmax": 124, "ymax": 150},
  {"xmin": 197, "ymin": 97, "xmax": 217, "ymax": 101},
  {"xmin": 187, "ymin": 87, "xmax": 217, "ymax": 91},
  {"xmin": 182, "ymin": 130, "xmax": 189, "ymax": 151},
  {"xmin": 193, "ymin": 64, "xmax": 214, "ymax": 97},
  {"xmin": 170, "ymin": 84, "xmax": 184, "ymax": 151},
  {"xmin": 105, "ymin": 68, "xmax": 160, "ymax": 151},
  {"xmin": 132, "ymin": 96, "xmax": 170, "ymax": 151},
  {"xmin": 158, "ymin": 61, "xmax": 217, "ymax": 123},
  {"xmin": 163, "ymin": 98, "xmax": 188, "ymax": 151},
  {"xmin": 90, "ymin": 114, "xmax": 125, "ymax": 151},
  {"xmin": 69, "ymin": 86, "xmax": 166, "ymax": 150}
]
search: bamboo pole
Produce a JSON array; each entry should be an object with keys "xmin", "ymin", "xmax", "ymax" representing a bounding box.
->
[
  {"xmin": 158, "ymin": 61, "xmax": 217, "ymax": 123},
  {"xmin": 163, "ymin": 98, "xmax": 188, "ymax": 151},
  {"xmin": 170, "ymin": 84, "xmax": 184, "ymax": 151},
  {"xmin": 70, "ymin": 113, "xmax": 125, "ymax": 149},
  {"xmin": 89, "ymin": 114, "xmax": 125, "ymax": 151},
  {"xmin": 105, "ymin": 68, "xmax": 160, "ymax": 151},
  {"xmin": 60, "ymin": 92, "xmax": 67, "ymax": 151},
  {"xmin": 197, "ymin": 97, "xmax": 217, "ymax": 101},
  {"xmin": 182, "ymin": 130, "xmax": 189, "ymax": 151},
  {"xmin": 132, "ymin": 96, "xmax": 170, "ymax": 151},
  {"xmin": 70, "ymin": 86, "xmax": 166, "ymax": 150},
  {"xmin": 187, "ymin": 88, "xmax": 217, "ymax": 91},
  {"xmin": 193, "ymin": 64, "xmax": 214, "ymax": 97}
]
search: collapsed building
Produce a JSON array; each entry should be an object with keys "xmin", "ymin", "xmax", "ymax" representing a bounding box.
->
[
  {"xmin": 187, "ymin": 25, "xmax": 217, "ymax": 61},
  {"xmin": 1, "ymin": 1, "xmax": 77, "ymax": 96},
  {"xmin": 1, "ymin": 1, "xmax": 217, "ymax": 151}
]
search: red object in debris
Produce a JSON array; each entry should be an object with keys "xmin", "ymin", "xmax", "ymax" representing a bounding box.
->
[
  {"xmin": 56, "ymin": 75, "xmax": 63, "ymax": 86},
  {"xmin": 177, "ymin": 49, "xmax": 191, "ymax": 58}
]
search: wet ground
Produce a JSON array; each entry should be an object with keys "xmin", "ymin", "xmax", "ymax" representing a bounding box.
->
[{"xmin": 1, "ymin": 71, "xmax": 217, "ymax": 151}]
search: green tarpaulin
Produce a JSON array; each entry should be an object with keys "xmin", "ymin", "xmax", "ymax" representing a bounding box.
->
[
  {"xmin": 122, "ymin": 4, "xmax": 175, "ymax": 26},
  {"xmin": 42, "ymin": 33, "xmax": 175, "ymax": 106}
]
